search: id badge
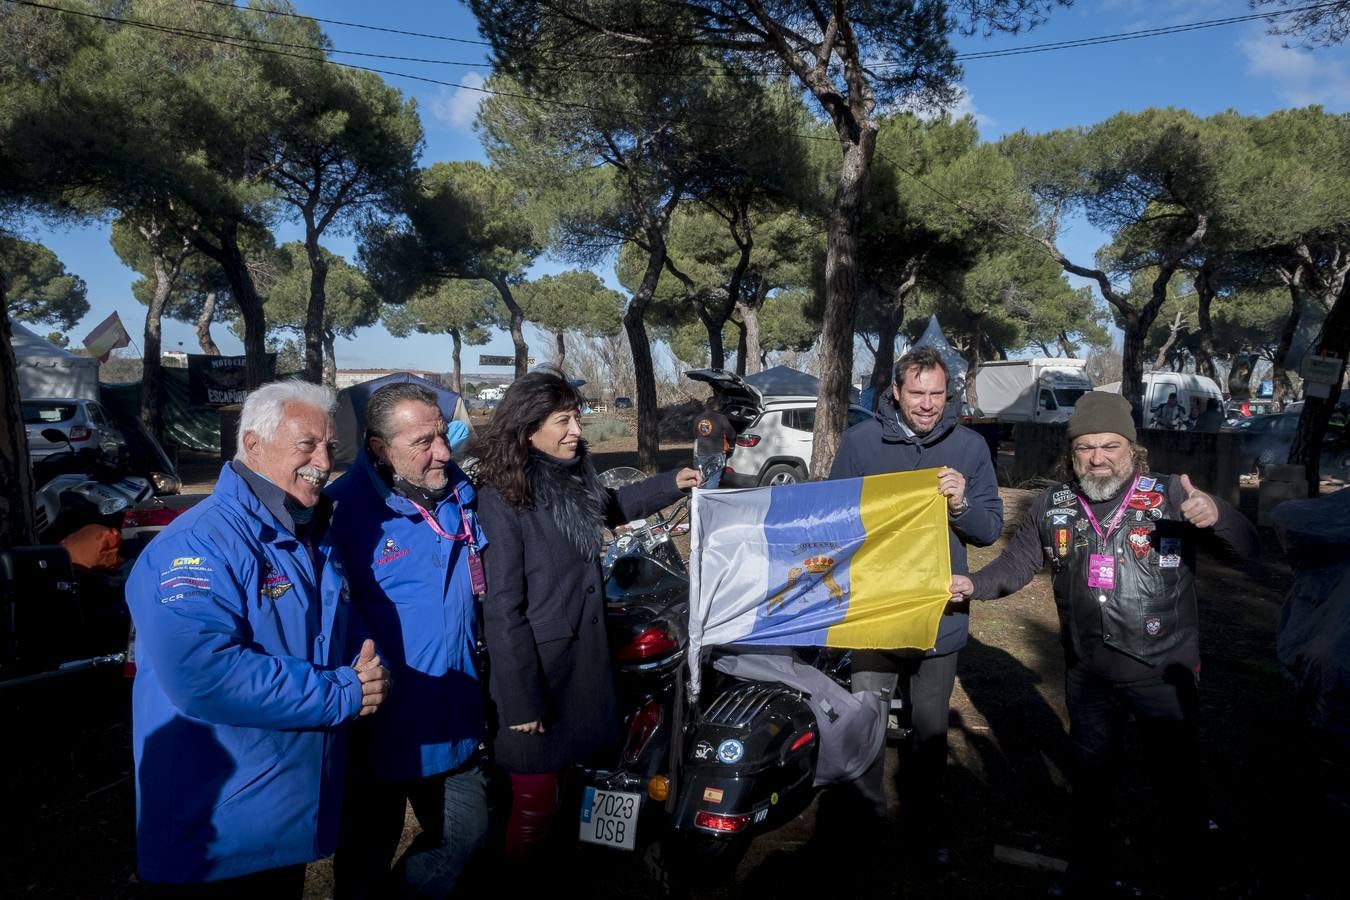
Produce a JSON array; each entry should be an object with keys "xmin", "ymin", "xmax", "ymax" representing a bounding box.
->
[
  {"xmin": 467, "ymin": 548, "xmax": 487, "ymax": 595},
  {"xmin": 1087, "ymin": 553, "xmax": 1116, "ymax": 590}
]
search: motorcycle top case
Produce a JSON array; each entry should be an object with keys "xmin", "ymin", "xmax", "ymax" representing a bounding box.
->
[
  {"xmin": 0, "ymin": 545, "xmax": 81, "ymax": 678},
  {"xmin": 672, "ymin": 679, "xmax": 818, "ymax": 837}
]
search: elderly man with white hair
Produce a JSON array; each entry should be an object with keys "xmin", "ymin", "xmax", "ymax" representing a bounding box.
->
[{"xmin": 127, "ymin": 380, "xmax": 390, "ymax": 899}]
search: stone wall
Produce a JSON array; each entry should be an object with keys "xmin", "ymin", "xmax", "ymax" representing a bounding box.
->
[{"xmin": 1009, "ymin": 423, "xmax": 1243, "ymax": 506}]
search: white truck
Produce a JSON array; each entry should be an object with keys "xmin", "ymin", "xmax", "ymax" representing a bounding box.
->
[{"xmin": 974, "ymin": 358, "xmax": 1093, "ymax": 424}]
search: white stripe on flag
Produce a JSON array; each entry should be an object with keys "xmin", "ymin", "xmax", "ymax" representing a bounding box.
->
[{"xmin": 687, "ymin": 485, "xmax": 774, "ymax": 696}]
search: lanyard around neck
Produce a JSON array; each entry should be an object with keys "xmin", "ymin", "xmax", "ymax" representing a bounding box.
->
[
  {"xmin": 409, "ymin": 485, "xmax": 476, "ymax": 547},
  {"xmin": 1076, "ymin": 475, "xmax": 1140, "ymax": 544}
]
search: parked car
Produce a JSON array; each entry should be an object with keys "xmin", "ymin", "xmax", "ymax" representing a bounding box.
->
[
  {"xmin": 686, "ymin": 369, "xmax": 875, "ymax": 487},
  {"xmin": 1224, "ymin": 412, "xmax": 1350, "ymax": 477},
  {"xmin": 22, "ymin": 398, "xmax": 126, "ymax": 463},
  {"xmin": 614, "ymin": 396, "xmax": 634, "ymax": 410}
]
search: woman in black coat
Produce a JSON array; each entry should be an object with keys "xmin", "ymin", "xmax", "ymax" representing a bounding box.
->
[{"xmin": 474, "ymin": 369, "xmax": 700, "ymax": 859}]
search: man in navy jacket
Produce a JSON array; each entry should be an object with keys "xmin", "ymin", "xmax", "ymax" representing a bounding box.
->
[
  {"xmin": 128, "ymin": 381, "xmax": 390, "ymax": 897},
  {"xmin": 329, "ymin": 382, "xmax": 489, "ymax": 899},
  {"xmin": 829, "ymin": 347, "xmax": 1003, "ymax": 867}
]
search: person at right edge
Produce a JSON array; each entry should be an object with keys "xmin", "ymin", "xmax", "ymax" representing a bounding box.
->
[
  {"xmin": 950, "ymin": 392, "xmax": 1258, "ymax": 898},
  {"xmin": 828, "ymin": 346, "xmax": 1004, "ymax": 869}
]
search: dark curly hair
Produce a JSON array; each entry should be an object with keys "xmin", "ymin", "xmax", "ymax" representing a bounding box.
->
[{"xmin": 473, "ymin": 368, "xmax": 585, "ymax": 508}]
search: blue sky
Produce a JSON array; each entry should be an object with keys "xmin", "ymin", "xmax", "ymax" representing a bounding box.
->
[{"xmin": 24, "ymin": 0, "xmax": 1350, "ymax": 372}]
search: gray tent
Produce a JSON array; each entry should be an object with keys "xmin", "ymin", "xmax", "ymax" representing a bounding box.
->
[
  {"xmin": 912, "ymin": 315, "xmax": 968, "ymax": 400},
  {"xmin": 335, "ymin": 372, "xmax": 472, "ymax": 467},
  {"xmin": 11, "ymin": 319, "xmax": 99, "ymax": 401},
  {"xmin": 745, "ymin": 365, "xmax": 861, "ymax": 402}
]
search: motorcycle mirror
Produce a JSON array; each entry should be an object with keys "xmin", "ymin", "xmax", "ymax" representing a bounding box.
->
[{"xmin": 40, "ymin": 428, "xmax": 71, "ymax": 445}]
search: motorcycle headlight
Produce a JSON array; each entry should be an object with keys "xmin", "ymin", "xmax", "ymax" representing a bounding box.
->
[{"xmin": 98, "ymin": 496, "xmax": 129, "ymax": 515}]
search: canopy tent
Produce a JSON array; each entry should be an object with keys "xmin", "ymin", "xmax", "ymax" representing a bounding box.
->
[
  {"xmin": 745, "ymin": 365, "xmax": 861, "ymax": 403},
  {"xmin": 335, "ymin": 372, "xmax": 472, "ymax": 467},
  {"xmin": 11, "ymin": 319, "xmax": 100, "ymax": 401}
]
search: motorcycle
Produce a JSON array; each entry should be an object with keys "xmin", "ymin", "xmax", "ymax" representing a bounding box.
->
[
  {"xmin": 580, "ymin": 470, "xmax": 885, "ymax": 891},
  {"xmin": 2, "ymin": 429, "xmax": 193, "ymax": 689}
]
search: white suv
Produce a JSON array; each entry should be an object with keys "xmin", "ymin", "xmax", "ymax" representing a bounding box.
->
[{"xmin": 686, "ymin": 369, "xmax": 876, "ymax": 487}]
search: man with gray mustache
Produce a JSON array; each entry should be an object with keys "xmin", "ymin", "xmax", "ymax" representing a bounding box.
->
[{"xmin": 127, "ymin": 380, "xmax": 391, "ymax": 898}]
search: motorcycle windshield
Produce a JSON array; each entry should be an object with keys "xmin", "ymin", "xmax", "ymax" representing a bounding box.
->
[{"xmin": 605, "ymin": 553, "xmax": 688, "ymax": 605}]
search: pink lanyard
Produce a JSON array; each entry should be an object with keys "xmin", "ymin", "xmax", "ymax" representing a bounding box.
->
[
  {"xmin": 1076, "ymin": 475, "xmax": 1139, "ymax": 547},
  {"xmin": 410, "ymin": 488, "xmax": 476, "ymax": 547}
]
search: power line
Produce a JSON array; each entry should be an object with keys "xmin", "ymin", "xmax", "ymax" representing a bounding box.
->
[
  {"xmin": 184, "ymin": 0, "xmax": 492, "ymax": 46},
  {"xmin": 183, "ymin": 0, "xmax": 1343, "ymax": 70},
  {"xmin": 946, "ymin": 2, "xmax": 1346, "ymax": 63},
  {"xmin": 2, "ymin": 0, "xmax": 842, "ymax": 148}
]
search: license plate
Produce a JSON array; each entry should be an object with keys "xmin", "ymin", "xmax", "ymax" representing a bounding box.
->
[{"xmin": 578, "ymin": 787, "xmax": 640, "ymax": 850}]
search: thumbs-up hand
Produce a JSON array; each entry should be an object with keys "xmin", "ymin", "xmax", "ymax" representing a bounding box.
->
[
  {"xmin": 354, "ymin": 639, "xmax": 391, "ymax": 716},
  {"xmin": 1178, "ymin": 474, "xmax": 1219, "ymax": 529}
]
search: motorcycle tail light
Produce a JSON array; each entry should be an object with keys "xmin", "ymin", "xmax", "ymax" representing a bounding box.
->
[
  {"xmin": 619, "ymin": 625, "xmax": 679, "ymax": 661},
  {"xmin": 695, "ymin": 811, "xmax": 750, "ymax": 833},
  {"xmin": 68, "ymin": 425, "xmax": 93, "ymax": 442},
  {"xmin": 789, "ymin": 730, "xmax": 816, "ymax": 752},
  {"xmin": 735, "ymin": 434, "xmax": 761, "ymax": 448},
  {"xmin": 622, "ymin": 698, "xmax": 664, "ymax": 765},
  {"xmin": 647, "ymin": 775, "xmax": 670, "ymax": 802}
]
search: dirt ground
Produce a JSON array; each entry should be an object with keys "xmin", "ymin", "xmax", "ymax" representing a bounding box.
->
[{"xmin": 4, "ymin": 431, "xmax": 1344, "ymax": 899}]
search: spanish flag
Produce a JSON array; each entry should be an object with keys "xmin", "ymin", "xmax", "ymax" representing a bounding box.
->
[
  {"xmin": 687, "ymin": 470, "xmax": 952, "ymax": 694},
  {"xmin": 83, "ymin": 311, "xmax": 132, "ymax": 362}
]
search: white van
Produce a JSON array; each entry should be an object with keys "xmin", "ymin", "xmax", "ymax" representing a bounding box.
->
[{"xmin": 1097, "ymin": 372, "xmax": 1225, "ymax": 428}]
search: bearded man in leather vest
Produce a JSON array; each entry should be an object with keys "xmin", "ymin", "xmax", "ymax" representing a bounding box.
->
[{"xmin": 950, "ymin": 391, "xmax": 1257, "ymax": 898}]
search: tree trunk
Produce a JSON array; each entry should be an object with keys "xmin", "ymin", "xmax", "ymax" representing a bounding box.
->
[
  {"xmin": 303, "ymin": 229, "xmax": 329, "ymax": 383},
  {"xmin": 487, "ymin": 274, "xmax": 529, "ymax": 378},
  {"xmin": 0, "ymin": 270, "xmax": 37, "ymax": 545},
  {"xmin": 965, "ymin": 320, "xmax": 983, "ymax": 412},
  {"xmin": 627, "ymin": 235, "xmax": 669, "ymax": 472},
  {"xmin": 810, "ymin": 125, "xmax": 878, "ymax": 477},
  {"xmin": 196, "ymin": 291, "xmax": 221, "ymax": 355},
  {"xmin": 1194, "ymin": 265, "xmax": 1218, "ymax": 380},
  {"xmin": 1291, "ymin": 274, "xmax": 1350, "ymax": 495},
  {"xmin": 1152, "ymin": 309, "xmax": 1186, "ymax": 373},
  {"xmin": 733, "ymin": 317, "xmax": 748, "ymax": 377},
  {"xmin": 192, "ymin": 225, "xmax": 268, "ymax": 389},
  {"xmin": 553, "ymin": 329, "xmax": 566, "ymax": 368},
  {"xmin": 449, "ymin": 328, "xmax": 464, "ymax": 395},
  {"xmin": 141, "ymin": 250, "xmax": 174, "ymax": 441},
  {"xmin": 700, "ymin": 303, "xmax": 724, "ymax": 370},
  {"xmin": 1121, "ymin": 308, "xmax": 1146, "ymax": 416},
  {"xmin": 737, "ymin": 286, "xmax": 765, "ymax": 375},
  {"xmin": 867, "ymin": 304, "xmax": 903, "ymax": 413},
  {"xmin": 1058, "ymin": 331, "xmax": 1080, "ymax": 358},
  {"xmin": 1273, "ymin": 277, "xmax": 1304, "ymax": 408},
  {"xmin": 321, "ymin": 328, "xmax": 337, "ymax": 387}
]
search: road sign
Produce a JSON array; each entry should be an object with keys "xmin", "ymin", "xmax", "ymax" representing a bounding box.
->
[{"xmin": 478, "ymin": 355, "xmax": 537, "ymax": 368}]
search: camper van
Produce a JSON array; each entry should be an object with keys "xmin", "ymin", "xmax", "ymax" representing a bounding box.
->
[{"xmin": 1097, "ymin": 372, "xmax": 1225, "ymax": 428}]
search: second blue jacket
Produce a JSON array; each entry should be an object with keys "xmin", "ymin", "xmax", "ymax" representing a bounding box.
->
[{"xmin": 327, "ymin": 451, "xmax": 487, "ymax": 782}]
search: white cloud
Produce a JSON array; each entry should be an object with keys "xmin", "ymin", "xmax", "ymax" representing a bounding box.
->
[
  {"xmin": 945, "ymin": 87, "xmax": 994, "ymax": 132},
  {"xmin": 1241, "ymin": 33, "xmax": 1350, "ymax": 108},
  {"xmin": 430, "ymin": 71, "xmax": 486, "ymax": 129}
]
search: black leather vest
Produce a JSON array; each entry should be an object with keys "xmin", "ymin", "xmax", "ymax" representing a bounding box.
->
[{"xmin": 1037, "ymin": 475, "xmax": 1198, "ymax": 667}]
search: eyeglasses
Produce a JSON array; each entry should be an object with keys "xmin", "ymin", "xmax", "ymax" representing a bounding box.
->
[{"xmin": 1071, "ymin": 442, "xmax": 1124, "ymax": 456}]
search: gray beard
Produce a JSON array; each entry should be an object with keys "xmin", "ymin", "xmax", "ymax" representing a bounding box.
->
[{"xmin": 1077, "ymin": 469, "xmax": 1133, "ymax": 502}]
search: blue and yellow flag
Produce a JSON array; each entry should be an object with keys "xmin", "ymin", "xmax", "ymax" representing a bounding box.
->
[{"xmin": 687, "ymin": 470, "xmax": 952, "ymax": 694}]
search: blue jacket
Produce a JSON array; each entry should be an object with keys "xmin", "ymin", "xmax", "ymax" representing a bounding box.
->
[
  {"xmin": 326, "ymin": 451, "xmax": 487, "ymax": 782},
  {"xmin": 829, "ymin": 399, "xmax": 1003, "ymax": 655},
  {"xmin": 128, "ymin": 463, "xmax": 364, "ymax": 884}
]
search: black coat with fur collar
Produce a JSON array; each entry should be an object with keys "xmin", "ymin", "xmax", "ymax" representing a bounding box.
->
[{"xmin": 478, "ymin": 452, "xmax": 684, "ymax": 773}]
